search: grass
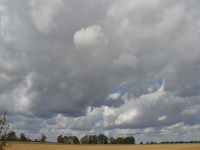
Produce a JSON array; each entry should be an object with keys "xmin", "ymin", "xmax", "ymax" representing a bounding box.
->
[{"xmin": 6, "ymin": 142, "xmax": 200, "ymax": 150}]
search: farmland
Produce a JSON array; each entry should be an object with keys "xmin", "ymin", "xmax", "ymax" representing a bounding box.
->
[{"xmin": 6, "ymin": 142, "xmax": 200, "ymax": 150}]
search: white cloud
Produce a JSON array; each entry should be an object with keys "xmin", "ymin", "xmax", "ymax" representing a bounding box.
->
[
  {"xmin": 181, "ymin": 105, "xmax": 200, "ymax": 116},
  {"xmin": 13, "ymin": 73, "xmax": 38, "ymax": 115},
  {"xmin": 109, "ymin": 93, "xmax": 120, "ymax": 99},
  {"xmin": 143, "ymin": 127, "xmax": 154, "ymax": 133},
  {"xmin": 115, "ymin": 110, "xmax": 139, "ymax": 125},
  {"xmin": 107, "ymin": 0, "xmax": 161, "ymax": 20},
  {"xmin": 0, "ymin": 3, "xmax": 16, "ymax": 43},
  {"xmin": 74, "ymin": 25, "xmax": 108, "ymax": 48},
  {"xmin": 68, "ymin": 107, "xmax": 103, "ymax": 131},
  {"xmin": 158, "ymin": 115, "xmax": 166, "ymax": 121},
  {"xmin": 29, "ymin": 0, "xmax": 64, "ymax": 34}
]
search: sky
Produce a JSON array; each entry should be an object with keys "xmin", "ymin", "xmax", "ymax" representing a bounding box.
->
[{"xmin": 0, "ymin": 0, "xmax": 200, "ymax": 143}]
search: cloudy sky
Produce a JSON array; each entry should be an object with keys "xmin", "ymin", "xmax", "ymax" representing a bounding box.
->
[{"xmin": 0, "ymin": 0, "xmax": 200, "ymax": 143}]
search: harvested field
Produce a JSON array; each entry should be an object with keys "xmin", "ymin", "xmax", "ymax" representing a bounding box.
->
[{"xmin": 6, "ymin": 142, "xmax": 200, "ymax": 150}]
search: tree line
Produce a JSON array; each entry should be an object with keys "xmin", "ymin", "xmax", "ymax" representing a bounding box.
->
[
  {"xmin": 140, "ymin": 141, "xmax": 200, "ymax": 144},
  {"xmin": 160, "ymin": 141, "xmax": 200, "ymax": 144},
  {"xmin": 0, "ymin": 131, "xmax": 47, "ymax": 143},
  {"xmin": 57, "ymin": 134, "xmax": 135, "ymax": 144},
  {"xmin": 57, "ymin": 135, "xmax": 79, "ymax": 144}
]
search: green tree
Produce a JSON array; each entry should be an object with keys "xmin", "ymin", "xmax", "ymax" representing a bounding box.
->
[
  {"xmin": 124, "ymin": 136, "xmax": 135, "ymax": 144},
  {"xmin": 0, "ymin": 112, "xmax": 10, "ymax": 150},
  {"xmin": 97, "ymin": 134, "xmax": 108, "ymax": 144},
  {"xmin": 115, "ymin": 137, "xmax": 124, "ymax": 144},
  {"xmin": 20, "ymin": 133, "xmax": 27, "ymax": 141},
  {"xmin": 72, "ymin": 136, "xmax": 79, "ymax": 144},
  {"xmin": 41, "ymin": 135, "xmax": 47, "ymax": 142},
  {"xmin": 89, "ymin": 135, "xmax": 98, "ymax": 144},
  {"xmin": 109, "ymin": 137, "xmax": 116, "ymax": 144},
  {"xmin": 67, "ymin": 136, "xmax": 73, "ymax": 143},
  {"xmin": 7, "ymin": 131, "xmax": 17, "ymax": 141},
  {"xmin": 81, "ymin": 135, "xmax": 90, "ymax": 144},
  {"xmin": 57, "ymin": 135, "xmax": 63, "ymax": 143},
  {"xmin": 63, "ymin": 136, "xmax": 68, "ymax": 143},
  {"xmin": 0, "ymin": 134, "xmax": 6, "ymax": 141}
]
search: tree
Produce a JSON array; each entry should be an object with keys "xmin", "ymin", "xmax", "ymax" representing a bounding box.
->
[
  {"xmin": 116, "ymin": 137, "xmax": 124, "ymax": 144},
  {"xmin": 81, "ymin": 135, "xmax": 90, "ymax": 144},
  {"xmin": 20, "ymin": 133, "xmax": 27, "ymax": 141},
  {"xmin": 67, "ymin": 136, "xmax": 73, "ymax": 144},
  {"xmin": 89, "ymin": 135, "xmax": 98, "ymax": 144},
  {"xmin": 124, "ymin": 136, "xmax": 135, "ymax": 144},
  {"xmin": 41, "ymin": 135, "xmax": 47, "ymax": 142},
  {"xmin": 7, "ymin": 131, "xmax": 17, "ymax": 141},
  {"xmin": 63, "ymin": 136, "xmax": 68, "ymax": 143},
  {"xmin": 57, "ymin": 135, "xmax": 63, "ymax": 143},
  {"xmin": 0, "ymin": 112, "xmax": 10, "ymax": 150},
  {"xmin": 97, "ymin": 134, "xmax": 108, "ymax": 144},
  {"xmin": 72, "ymin": 136, "xmax": 79, "ymax": 144},
  {"xmin": 62, "ymin": 135, "xmax": 79, "ymax": 144},
  {"xmin": 0, "ymin": 134, "xmax": 6, "ymax": 141},
  {"xmin": 109, "ymin": 137, "xmax": 116, "ymax": 144}
]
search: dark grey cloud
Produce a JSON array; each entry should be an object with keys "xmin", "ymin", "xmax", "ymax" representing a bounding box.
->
[{"xmin": 0, "ymin": 0, "xmax": 200, "ymax": 142}]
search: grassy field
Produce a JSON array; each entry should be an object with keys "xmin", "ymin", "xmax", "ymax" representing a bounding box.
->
[{"xmin": 6, "ymin": 142, "xmax": 200, "ymax": 150}]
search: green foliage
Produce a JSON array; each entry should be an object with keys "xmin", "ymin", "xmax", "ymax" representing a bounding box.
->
[
  {"xmin": 67, "ymin": 136, "xmax": 73, "ymax": 144},
  {"xmin": 115, "ymin": 136, "xmax": 135, "ymax": 144},
  {"xmin": 7, "ymin": 131, "xmax": 17, "ymax": 141},
  {"xmin": 0, "ymin": 112, "xmax": 10, "ymax": 150},
  {"xmin": 72, "ymin": 136, "xmax": 80, "ymax": 144},
  {"xmin": 20, "ymin": 133, "xmax": 27, "ymax": 141},
  {"xmin": 97, "ymin": 134, "xmax": 108, "ymax": 144},
  {"xmin": 109, "ymin": 137, "xmax": 116, "ymax": 144},
  {"xmin": 81, "ymin": 135, "xmax": 90, "ymax": 144},
  {"xmin": 62, "ymin": 136, "xmax": 68, "ymax": 143},
  {"xmin": 89, "ymin": 135, "xmax": 98, "ymax": 144},
  {"xmin": 41, "ymin": 135, "xmax": 47, "ymax": 142},
  {"xmin": 58, "ymin": 135, "xmax": 79, "ymax": 144},
  {"xmin": 150, "ymin": 141, "xmax": 157, "ymax": 144},
  {"xmin": 0, "ymin": 134, "xmax": 6, "ymax": 141},
  {"xmin": 81, "ymin": 134, "xmax": 108, "ymax": 144},
  {"xmin": 57, "ymin": 135, "xmax": 63, "ymax": 143},
  {"xmin": 80, "ymin": 135, "xmax": 135, "ymax": 145},
  {"xmin": 124, "ymin": 136, "xmax": 135, "ymax": 144},
  {"xmin": 115, "ymin": 137, "xmax": 124, "ymax": 144}
]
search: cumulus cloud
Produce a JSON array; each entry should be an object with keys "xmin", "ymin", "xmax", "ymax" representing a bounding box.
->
[
  {"xmin": 29, "ymin": 0, "xmax": 65, "ymax": 34},
  {"xmin": 113, "ymin": 53, "xmax": 138, "ymax": 72},
  {"xmin": 109, "ymin": 93, "xmax": 120, "ymax": 100},
  {"xmin": 102, "ymin": 86, "xmax": 200, "ymax": 129},
  {"xmin": 181, "ymin": 105, "xmax": 200, "ymax": 116},
  {"xmin": 0, "ymin": 0, "xmax": 200, "ymax": 143},
  {"xmin": 74, "ymin": 25, "xmax": 108, "ymax": 48},
  {"xmin": 158, "ymin": 115, "xmax": 166, "ymax": 121}
]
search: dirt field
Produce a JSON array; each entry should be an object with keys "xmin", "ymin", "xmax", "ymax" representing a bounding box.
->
[{"xmin": 6, "ymin": 142, "xmax": 200, "ymax": 150}]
